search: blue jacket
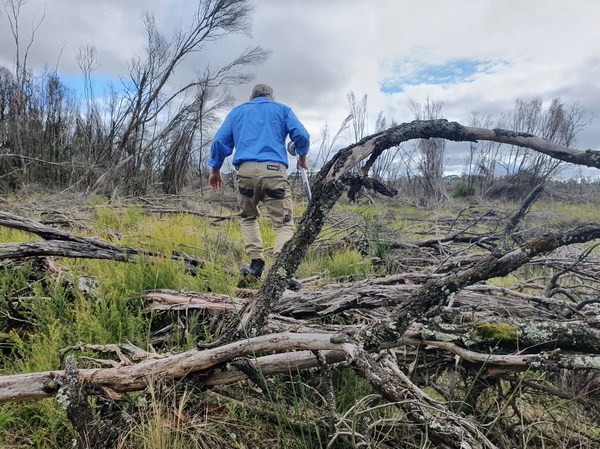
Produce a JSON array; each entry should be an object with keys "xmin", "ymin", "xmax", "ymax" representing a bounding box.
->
[{"xmin": 208, "ymin": 97, "xmax": 310, "ymax": 169}]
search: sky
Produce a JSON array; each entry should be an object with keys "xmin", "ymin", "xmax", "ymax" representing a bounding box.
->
[{"xmin": 1, "ymin": 0, "xmax": 600, "ymax": 178}]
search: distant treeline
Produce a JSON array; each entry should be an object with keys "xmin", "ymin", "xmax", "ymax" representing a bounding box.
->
[{"xmin": 0, "ymin": 0, "xmax": 593, "ymax": 201}]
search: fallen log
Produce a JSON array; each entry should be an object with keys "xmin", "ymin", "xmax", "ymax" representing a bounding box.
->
[
  {"xmin": 5, "ymin": 321, "xmax": 600, "ymax": 405},
  {"xmin": 0, "ymin": 332, "xmax": 350, "ymax": 403},
  {"xmin": 0, "ymin": 210, "xmax": 202, "ymax": 274},
  {"xmin": 143, "ymin": 284, "xmax": 600, "ymax": 359},
  {"xmin": 144, "ymin": 284, "xmax": 562, "ymax": 321}
]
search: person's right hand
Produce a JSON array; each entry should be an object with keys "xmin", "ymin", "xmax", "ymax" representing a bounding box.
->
[
  {"xmin": 297, "ymin": 155, "xmax": 308, "ymax": 170},
  {"xmin": 209, "ymin": 171, "xmax": 223, "ymax": 192}
]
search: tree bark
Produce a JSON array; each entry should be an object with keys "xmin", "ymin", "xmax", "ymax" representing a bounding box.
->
[{"xmin": 0, "ymin": 332, "xmax": 350, "ymax": 403}]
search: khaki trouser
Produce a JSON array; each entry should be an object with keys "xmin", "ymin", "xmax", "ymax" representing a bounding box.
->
[{"xmin": 236, "ymin": 161, "xmax": 294, "ymax": 261}]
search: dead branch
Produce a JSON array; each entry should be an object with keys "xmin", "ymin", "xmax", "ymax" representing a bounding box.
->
[
  {"xmin": 350, "ymin": 350, "xmax": 499, "ymax": 449},
  {"xmin": 231, "ymin": 120, "xmax": 600, "ymax": 339},
  {"xmin": 141, "ymin": 206, "xmax": 238, "ymax": 221},
  {"xmin": 360, "ymin": 223, "xmax": 600, "ymax": 350},
  {"xmin": 144, "ymin": 289, "xmax": 245, "ymax": 312},
  {"xmin": 0, "ymin": 332, "xmax": 349, "ymax": 403},
  {"xmin": 503, "ymin": 184, "xmax": 544, "ymax": 242},
  {"xmin": 0, "ymin": 210, "xmax": 202, "ymax": 274},
  {"xmin": 57, "ymin": 356, "xmax": 121, "ymax": 449}
]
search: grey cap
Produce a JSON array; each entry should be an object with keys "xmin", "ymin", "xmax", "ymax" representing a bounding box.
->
[{"xmin": 250, "ymin": 84, "xmax": 274, "ymax": 100}]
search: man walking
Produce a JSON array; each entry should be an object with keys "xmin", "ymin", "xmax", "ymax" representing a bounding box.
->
[{"xmin": 208, "ymin": 84, "xmax": 310, "ymax": 282}]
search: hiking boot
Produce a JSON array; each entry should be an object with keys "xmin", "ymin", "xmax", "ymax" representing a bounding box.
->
[
  {"xmin": 240, "ymin": 259, "xmax": 265, "ymax": 278},
  {"xmin": 287, "ymin": 277, "xmax": 303, "ymax": 291}
]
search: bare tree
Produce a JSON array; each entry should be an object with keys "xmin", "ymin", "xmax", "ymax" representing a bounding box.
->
[
  {"xmin": 3, "ymin": 0, "xmax": 46, "ymax": 175},
  {"xmin": 313, "ymin": 113, "xmax": 353, "ymax": 169},
  {"xmin": 192, "ymin": 79, "xmax": 235, "ymax": 195},
  {"xmin": 38, "ymin": 70, "xmax": 78, "ymax": 185},
  {"xmin": 76, "ymin": 44, "xmax": 99, "ymax": 112},
  {"xmin": 410, "ymin": 98, "xmax": 449, "ymax": 205},
  {"xmin": 90, "ymin": 0, "xmax": 268, "ymax": 194},
  {"xmin": 74, "ymin": 43, "xmax": 110, "ymax": 186},
  {"xmin": 371, "ymin": 112, "xmax": 401, "ymax": 181},
  {"xmin": 0, "ymin": 1, "xmax": 89, "ymax": 190},
  {"xmin": 0, "ymin": 67, "xmax": 13, "ymax": 145},
  {"xmin": 462, "ymin": 111, "xmax": 504, "ymax": 196},
  {"xmin": 161, "ymin": 79, "xmax": 233, "ymax": 194},
  {"xmin": 347, "ymin": 91, "xmax": 368, "ymax": 143},
  {"xmin": 490, "ymin": 98, "xmax": 589, "ymax": 200}
]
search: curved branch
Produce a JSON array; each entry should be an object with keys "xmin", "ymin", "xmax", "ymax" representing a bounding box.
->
[{"xmin": 232, "ymin": 120, "xmax": 600, "ymax": 339}]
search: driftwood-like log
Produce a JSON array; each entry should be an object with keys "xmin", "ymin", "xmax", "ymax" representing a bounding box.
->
[
  {"xmin": 6, "ymin": 319, "xmax": 600, "ymax": 406},
  {"xmin": 0, "ymin": 211, "xmax": 201, "ymax": 274},
  {"xmin": 142, "ymin": 284, "xmax": 600, "ymax": 366},
  {"xmin": 0, "ymin": 332, "xmax": 349, "ymax": 403},
  {"xmin": 145, "ymin": 283, "xmax": 562, "ymax": 321}
]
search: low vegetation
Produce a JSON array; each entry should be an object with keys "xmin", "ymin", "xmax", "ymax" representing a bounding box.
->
[{"xmin": 0, "ymin": 185, "xmax": 600, "ymax": 448}]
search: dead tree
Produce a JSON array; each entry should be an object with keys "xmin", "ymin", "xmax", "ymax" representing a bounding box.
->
[
  {"xmin": 484, "ymin": 98, "xmax": 589, "ymax": 200},
  {"xmin": 410, "ymin": 98, "xmax": 450, "ymax": 205},
  {"xmin": 101, "ymin": 0, "xmax": 268, "ymax": 194}
]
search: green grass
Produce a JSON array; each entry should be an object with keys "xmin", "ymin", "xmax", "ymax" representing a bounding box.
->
[
  {"xmin": 532, "ymin": 201, "xmax": 600, "ymax": 224},
  {"xmin": 0, "ymin": 202, "xmax": 380, "ymax": 366},
  {"xmin": 333, "ymin": 368, "xmax": 373, "ymax": 413},
  {"xmin": 3, "ymin": 197, "xmax": 599, "ymax": 448},
  {"xmin": 0, "ymin": 227, "xmax": 39, "ymax": 244},
  {"xmin": 324, "ymin": 247, "xmax": 372, "ymax": 279},
  {"xmin": 0, "ymin": 399, "xmax": 75, "ymax": 449},
  {"xmin": 95, "ymin": 206, "xmax": 145, "ymax": 233}
]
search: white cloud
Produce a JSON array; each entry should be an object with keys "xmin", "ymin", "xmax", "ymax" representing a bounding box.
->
[{"xmin": 1, "ymin": 0, "xmax": 599, "ymax": 176}]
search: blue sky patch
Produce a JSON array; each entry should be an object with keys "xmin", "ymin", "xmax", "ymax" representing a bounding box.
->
[
  {"xmin": 380, "ymin": 58, "xmax": 508, "ymax": 94},
  {"xmin": 58, "ymin": 73, "xmax": 126, "ymax": 100}
]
